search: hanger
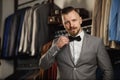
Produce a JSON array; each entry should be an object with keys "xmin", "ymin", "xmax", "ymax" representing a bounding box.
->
[
  {"xmin": 34, "ymin": 3, "xmax": 40, "ymax": 6},
  {"xmin": 48, "ymin": 0, "xmax": 54, "ymax": 3},
  {"xmin": 41, "ymin": 0, "xmax": 49, "ymax": 4}
]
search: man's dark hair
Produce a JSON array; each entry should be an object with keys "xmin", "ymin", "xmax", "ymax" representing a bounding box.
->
[{"xmin": 61, "ymin": 6, "xmax": 78, "ymax": 15}]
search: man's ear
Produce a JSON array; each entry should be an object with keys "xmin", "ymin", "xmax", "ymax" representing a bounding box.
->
[{"xmin": 79, "ymin": 17, "xmax": 82, "ymax": 24}]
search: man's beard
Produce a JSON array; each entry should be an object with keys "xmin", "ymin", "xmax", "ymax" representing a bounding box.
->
[{"xmin": 68, "ymin": 28, "xmax": 80, "ymax": 36}]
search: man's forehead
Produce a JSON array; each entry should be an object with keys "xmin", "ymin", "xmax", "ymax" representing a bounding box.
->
[
  {"xmin": 62, "ymin": 10, "xmax": 79, "ymax": 17},
  {"xmin": 62, "ymin": 11, "xmax": 79, "ymax": 19}
]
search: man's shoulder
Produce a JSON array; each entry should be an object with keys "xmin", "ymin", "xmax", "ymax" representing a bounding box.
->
[{"xmin": 85, "ymin": 33, "xmax": 102, "ymax": 41}]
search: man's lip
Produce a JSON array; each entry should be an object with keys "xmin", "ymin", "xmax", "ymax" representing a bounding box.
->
[{"xmin": 70, "ymin": 28, "xmax": 76, "ymax": 31}]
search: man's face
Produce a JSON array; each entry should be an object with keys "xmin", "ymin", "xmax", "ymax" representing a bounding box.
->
[{"xmin": 62, "ymin": 10, "xmax": 82, "ymax": 36}]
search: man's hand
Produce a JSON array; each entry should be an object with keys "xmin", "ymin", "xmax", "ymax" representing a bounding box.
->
[{"xmin": 56, "ymin": 36, "xmax": 69, "ymax": 48}]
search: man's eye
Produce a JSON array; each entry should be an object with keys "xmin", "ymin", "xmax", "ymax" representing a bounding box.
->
[
  {"xmin": 72, "ymin": 19, "xmax": 77, "ymax": 22},
  {"xmin": 64, "ymin": 22, "xmax": 69, "ymax": 25}
]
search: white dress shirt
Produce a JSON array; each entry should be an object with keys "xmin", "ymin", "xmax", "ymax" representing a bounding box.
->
[{"xmin": 69, "ymin": 30, "xmax": 84, "ymax": 65}]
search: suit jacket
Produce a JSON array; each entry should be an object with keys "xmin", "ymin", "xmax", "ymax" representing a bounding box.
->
[{"xmin": 39, "ymin": 32, "xmax": 113, "ymax": 80}]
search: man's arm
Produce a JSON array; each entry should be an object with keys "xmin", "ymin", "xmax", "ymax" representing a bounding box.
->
[
  {"xmin": 97, "ymin": 39, "xmax": 113, "ymax": 80},
  {"xmin": 39, "ymin": 39, "xmax": 60, "ymax": 70},
  {"xmin": 39, "ymin": 36, "xmax": 69, "ymax": 70}
]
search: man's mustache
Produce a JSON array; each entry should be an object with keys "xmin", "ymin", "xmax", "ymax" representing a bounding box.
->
[{"xmin": 69, "ymin": 27, "xmax": 77, "ymax": 30}]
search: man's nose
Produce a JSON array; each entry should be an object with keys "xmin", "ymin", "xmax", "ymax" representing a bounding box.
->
[{"xmin": 69, "ymin": 22, "xmax": 74, "ymax": 27}]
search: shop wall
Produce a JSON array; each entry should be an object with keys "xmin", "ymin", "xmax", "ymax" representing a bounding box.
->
[
  {"xmin": 0, "ymin": 0, "xmax": 14, "ymax": 79},
  {"xmin": 0, "ymin": 0, "xmax": 95, "ymax": 79}
]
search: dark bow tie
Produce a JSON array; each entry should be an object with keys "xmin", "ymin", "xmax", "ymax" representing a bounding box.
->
[{"xmin": 68, "ymin": 36, "xmax": 81, "ymax": 42}]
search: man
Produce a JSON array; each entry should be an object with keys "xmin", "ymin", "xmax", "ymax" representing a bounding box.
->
[{"xmin": 39, "ymin": 6, "xmax": 113, "ymax": 80}]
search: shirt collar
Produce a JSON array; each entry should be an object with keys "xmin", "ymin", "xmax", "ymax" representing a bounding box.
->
[
  {"xmin": 76, "ymin": 30, "xmax": 84, "ymax": 40},
  {"xmin": 67, "ymin": 30, "xmax": 84, "ymax": 40}
]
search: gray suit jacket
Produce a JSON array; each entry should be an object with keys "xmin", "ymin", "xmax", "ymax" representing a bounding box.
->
[{"xmin": 39, "ymin": 33, "xmax": 113, "ymax": 80}]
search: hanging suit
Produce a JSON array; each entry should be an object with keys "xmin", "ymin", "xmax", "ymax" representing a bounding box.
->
[
  {"xmin": 2, "ymin": 8, "xmax": 27, "ymax": 58},
  {"xmin": 109, "ymin": 0, "xmax": 120, "ymax": 41}
]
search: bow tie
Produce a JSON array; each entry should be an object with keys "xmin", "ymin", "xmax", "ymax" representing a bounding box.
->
[{"xmin": 68, "ymin": 36, "xmax": 81, "ymax": 42}]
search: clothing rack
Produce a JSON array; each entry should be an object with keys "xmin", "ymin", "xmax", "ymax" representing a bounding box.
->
[
  {"xmin": 14, "ymin": 0, "xmax": 54, "ymax": 12},
  {"xmin": 14, "ymin": 0, "xmax": 38, "ymax": 12},
  {"xmin": 4, "ymin": 0, "xmax": 56, "ymax": 79},
  {"xmin": 5, "ymin": 0, "xmax": 42, "ymax": 79}
]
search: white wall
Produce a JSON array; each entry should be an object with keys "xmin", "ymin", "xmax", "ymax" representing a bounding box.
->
[
  {"xmin": 54, "ymin": 0, "xmax": 95, "ymax": 16},
  {"xmin": 0, "ymin": 0, "xmax": 14, "ymax": 79},
  {"xmin": 1, "ymin": 0, "xmax": 14, "ymax": 46},
  {"xmin": 0, "ymin": 0, "xmax": 2, "ymax": 44},
  {"xmin": 0, "ymin": 60, "xmax": 14, "ymax": 79},
  {"xmin": 0, "ymin": 0, "xmax": 2, "ymax": 32}
]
